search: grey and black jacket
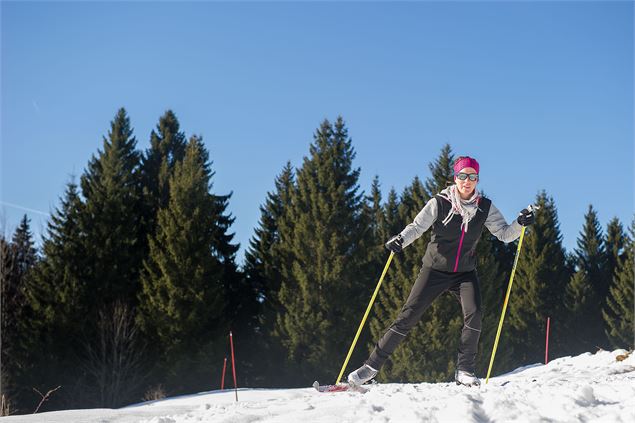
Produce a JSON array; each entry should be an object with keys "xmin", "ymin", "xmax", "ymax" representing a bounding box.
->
[{"xmin": 399, "ymin": 193, "xmax": 522, "ymax": 273}]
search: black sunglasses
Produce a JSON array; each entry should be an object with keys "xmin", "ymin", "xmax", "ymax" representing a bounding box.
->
[{"xmin": 456, "ymin": 173, "xmax": 479, "ymax": 181}]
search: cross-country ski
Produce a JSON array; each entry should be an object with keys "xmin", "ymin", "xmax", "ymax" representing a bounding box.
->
[{"xmin": 312, "ymin": 381, "xmax": 369, "ymax": 394}]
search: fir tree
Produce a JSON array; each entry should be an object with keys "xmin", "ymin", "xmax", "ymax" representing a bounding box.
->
[
  {"xmin": 140, "ymin": 110, "xmax": 187, "ymax": 240},
  {"xmin": 576, "ymin": 205, "xmax": 608, "ymax": 299},
  {"xmin": 564, "ymin": 269, "xmax": 596, "ymax": 353},
  {"xmin": 605, "ymin": 217, "xmax": 625, "ymax": 281},
  {"xmin": 138, "ymin": 135, "xmax": 240, "ymax": 391},
  {"xmin": 1, "ymin": 216, "xmax": 37, "ymax": 407},
  {"xmin": 565, "ymin": 205, "xmax": 609, "ymax": 352},
  {"xmin": 243, "ymin": 163, "xmax": 296, "ymax": 385},
  {"xmin": 602, "ymin": 217, "xmax": 634, "ymax": 349},
  {"xmin": 424, "ymin": 143, "xmax": 455, "ymax": 194},
  {"xmin": 244, "ymin": 162, "xmax": 295, "ymax": 318},
  {"xmin": 0, "ymin": 236, "xmax": 12, "ymax": 402},
  {"xmin": 139, "ymin": 136, "xmax": 225, "ymax": 352},
  {"xmin": 9, "ymin": 216, "xmax": 37, "ymax": 275},
  {"xmin": 73, "ymin": 109, "xmax": 147, "ymax": 406},
  {"xmin": 505, "ymin": 191, "xmax": 570, "ymax": 368},
  {"xmin": 362, "ymin": 176, "xmax": 388, "ymax": 273},
  {"xmin": 79, "ymin": 108, "xmax": 144, "ymax": 307},
  {"xmin": 26, "ymin": 182, "xmax": 86, "ymax": 330},
  {"xmin": 384, "ymin": 188, "xmax": 402, "ymax": 237},
  {"xmin": 359, "ymin": 177, "xmax": 394, "ymax": 320},
  {"xmin": 3, "ymin": 216, "xmax": 37, "ymax": 332},
  {"xmin": 212, "ymin": 189, "xmax": 243, "ymax": 339},
  {"xmin": 273, "ymin": 117, "xmax": 370, "ymax": 383},
  {"xmin": 20, "ymin": 181, "xmax": 88, "ymax": 410}
]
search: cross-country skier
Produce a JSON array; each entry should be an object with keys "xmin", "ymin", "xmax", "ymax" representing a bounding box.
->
[{"xmin": 348, "ymin": 156, "xmax": 535, "ymax": 387}]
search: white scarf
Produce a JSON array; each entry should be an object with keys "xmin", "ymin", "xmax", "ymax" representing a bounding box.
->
[{"xmin": 438, "ymin": 185, "xmax": 481, "ymax": 232}]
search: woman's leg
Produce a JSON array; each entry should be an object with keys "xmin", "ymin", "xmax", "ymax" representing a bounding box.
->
[
  {"xmin": 454, "ymin": 272, "xmax": 482, "ymax": 373},
  {"xmin": 366, "ymin": 266, "xmax": 452, "ymax": 370}
]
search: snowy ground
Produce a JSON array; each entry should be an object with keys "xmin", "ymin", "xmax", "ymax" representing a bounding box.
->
[{"xmin": 5, "ymin": 349, "xmax": 635, "ymax": 422}]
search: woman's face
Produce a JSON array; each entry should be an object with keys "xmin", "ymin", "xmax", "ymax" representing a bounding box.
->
[{"xmin": 455, "ymin": 166, "xmax": 479, "ymax": 197}]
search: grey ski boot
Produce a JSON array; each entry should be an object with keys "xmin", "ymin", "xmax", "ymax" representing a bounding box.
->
[{"xmin": 347, "ymin": 364, "xmax": 378, "ymax": 386}]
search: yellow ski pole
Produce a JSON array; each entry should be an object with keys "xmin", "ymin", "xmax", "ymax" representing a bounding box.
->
[
  {"xmin": 485, "ymin": 224, "xmax": 528, "ymax": 384},
  {"xmin": 335, "ymin": 251, "xmax": 394, "ymax": 385}
]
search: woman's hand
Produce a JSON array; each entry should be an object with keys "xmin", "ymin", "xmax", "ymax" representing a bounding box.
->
[
  {"xmin": 385, "ymin": 234, "xmax": 404, "ymax": 253},
  {"xmin": 517, "ymin": 208, "xmax": 536, "ymax": 226}
]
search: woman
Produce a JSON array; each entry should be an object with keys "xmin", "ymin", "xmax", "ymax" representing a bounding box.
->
[{"xmin": 348, "ymin": 156, "xmax": 535, "ymax": 387}]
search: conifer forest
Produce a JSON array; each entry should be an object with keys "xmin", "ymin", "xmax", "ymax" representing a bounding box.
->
[{"xmin": 1, "ymin": 108, "xmax": 633, "ymax": 414}]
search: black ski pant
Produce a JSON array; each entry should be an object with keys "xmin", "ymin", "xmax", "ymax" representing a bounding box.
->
[{"xmin": 366, "ymin": 266, "xmax": 482, "ymax": 373}]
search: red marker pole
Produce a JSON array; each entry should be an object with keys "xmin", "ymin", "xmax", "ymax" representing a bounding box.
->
[
  {"xmin": 220, "ymin": 357, "xmax": 227, "ymax": 390},
  {"xmin": 230, "ymin": 331, "xmax": 238, "ymax": 402},
  {"xmin": 545, "ymin": 317, "xmax": 551, "ymax": 365}
]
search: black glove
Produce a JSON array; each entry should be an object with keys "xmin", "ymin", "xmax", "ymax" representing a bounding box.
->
[
  {"xmin": 385, "ymin": 234, "xmax": 404, "ymax": 253},
  {"xmin": 517, "ymin": 208, "xmax": 535, "ymax": 226}
]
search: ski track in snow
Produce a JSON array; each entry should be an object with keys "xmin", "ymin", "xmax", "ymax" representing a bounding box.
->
[{"xmin": 5, "ymin": 350, "xmax": 635, "ymax": 423}]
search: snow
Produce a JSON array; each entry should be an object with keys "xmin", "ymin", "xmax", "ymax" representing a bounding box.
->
[{"xmin": 5, "ymin": 349, "xmax": 635, "ymax": 422}]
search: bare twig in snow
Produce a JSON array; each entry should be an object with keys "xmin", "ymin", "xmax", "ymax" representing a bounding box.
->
[{"xmin": 33, "ymin": 386, "xmax": 61, "ymax": 414}]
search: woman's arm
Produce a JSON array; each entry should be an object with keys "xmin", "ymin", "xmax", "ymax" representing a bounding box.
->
[
  {"xmin": 484, "ymin": 203, "xmax": 523, "ymax": 243},
  {"xmin": 399, "ymin": 197, "xmax": 438, "ymax": 248}
]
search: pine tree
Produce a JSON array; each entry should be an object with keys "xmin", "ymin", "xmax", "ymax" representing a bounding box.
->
[
  {"xmin": 20, "ymin": 181, "xmax": 88, "ymax": 410},
  {"xmin": 79, "ymin": 108, "xmax": 144, "ymax": 307},
  {"xmin": 505, "ymin": 191, "xmax": 570, "ymax": 368},
  {"xmin": 4, "ymin": 217, "xmax": 37, "ymax": 327},
  {"xmin": 0, "ymin": 236, "xmax": 12, "ymax": 403},
  {"xmin": 564, "ymin": 269, "xmax": 596, "ymax": 351},
  {"xmin": 141, "ymin": 110, "xmax": 187, "ymax": 239},
  {"xmin": 359, "ymin": 177, "xmax": 394, "ymax": 314},
  {"xmin": 576, "ymin": 205, "xmax": 608, "ymax": 299},
  {"xmin": 362, "ymin": 177, "xmax": 388, "ymax": 275},
  {"xmin": 1, "ymin": 216, "xmax": 37, "ymax": 406},
  {"xmin": 243, "ymin": 163, "xmax": 296, "ymax": 385},
  {"xmin": 273, "ymin": 117, "xmax": 370, "ymax": 383},
  {"xmin": 424, "ymin": 144, "xmax": 454, "ymax": 194},
  {"xmin": 602, "ymin": 217, "xmax": 634, "ymax": 349},
  {"xmin": 605, "ymin": 217, "xmax": 625, "ymax": 281},
  {"xmin": 245, "ymin": 163, "xmax": 295, "ymax": 319},
  {"xmin": 565, "ymin": 205, "xmax": 609, "ymax": 352},
  {"xmin": 384, "ymin": 188, "xmax": 402, "ymax": 237},
  {"xmin": 70, "ymin": 109, "xmax": 149, "ymax": 406},
  {"xmin": 9, "ymin": 216, "xmax": 37, "ymax": 276},
  {"xmin": 213, "ymin": 189, "xmax": 244, "ymax": 340},
  {"xmin": 26, "ymin": 182, "xmax": 86, "ymax": 330},
  {"xmin": 138, "ymin": 135, "xmax": 239, "ymax": 391},
  {"xmin": 139, "ymin": 135, "xmax": 224, "ymax": 351}
]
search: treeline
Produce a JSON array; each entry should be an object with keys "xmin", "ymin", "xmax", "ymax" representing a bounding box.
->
[{"xmin": 1, "ymin": 109, "xmax": 633, "ymax": 414}]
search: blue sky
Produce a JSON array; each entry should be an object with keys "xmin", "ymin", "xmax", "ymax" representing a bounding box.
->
[{"xmin": 1, "ymin": 1, "xmax": 633, "ymax": 265}]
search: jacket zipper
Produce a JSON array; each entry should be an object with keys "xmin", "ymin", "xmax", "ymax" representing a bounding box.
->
[{"xmin": 453, "ymin": 228, "xmax": 466, "ymax": 272}]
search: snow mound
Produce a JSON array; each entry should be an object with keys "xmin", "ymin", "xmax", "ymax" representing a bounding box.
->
[{"xmin": 5, "ymin": 349, "xmax": 635, "ymax": 423}]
